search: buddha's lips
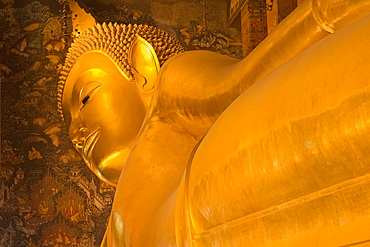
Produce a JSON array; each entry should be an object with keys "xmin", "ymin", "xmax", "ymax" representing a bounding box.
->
[{"xmin": 82, "ymin": 127, "xmax": 101, "ymax": 167}]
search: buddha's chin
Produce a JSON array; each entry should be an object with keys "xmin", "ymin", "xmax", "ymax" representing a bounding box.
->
[{"xmin": 89, "ymin": 148, "xmax": 131, "ymax": 187}]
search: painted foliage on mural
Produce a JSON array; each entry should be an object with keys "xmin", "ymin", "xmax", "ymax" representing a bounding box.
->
[
  {"xmin": 179, "ymin": 21, "xmax": 243, "ymax": 58},
  {"xmin": 0, "ymin": 1, "xmax": 115, "ymax": 246},
  {"xmin": 73, "ymin": 0, "xmax": 156, "ymax": 26},
  {"xmin": 178, "ymin": 1, "xmax": 243, "ymax": 58}
]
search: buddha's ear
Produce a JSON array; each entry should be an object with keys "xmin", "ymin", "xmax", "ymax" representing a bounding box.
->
[{"xmin": 128, "ymin": 35, "xmax": 160, "ymax": 95}]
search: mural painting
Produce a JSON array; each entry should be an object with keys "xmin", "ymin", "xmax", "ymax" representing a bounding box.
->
[
  {"xmin": 0, "ymin": 1, "xmax": 115, "ymax": 246},
  {"xmin": 178, "ymin": 1, "xmax": 243, "ymax": 58}
]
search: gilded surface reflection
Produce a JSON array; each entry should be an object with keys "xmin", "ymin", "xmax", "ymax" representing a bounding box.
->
[{"xmin": 58, "ymin": 0, "xmax": 370, "ymax": 246}]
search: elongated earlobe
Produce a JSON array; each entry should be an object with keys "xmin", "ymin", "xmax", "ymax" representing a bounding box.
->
[{"xmin": 128, "ymin": 35, "xmax": 160, "ymax": 95}]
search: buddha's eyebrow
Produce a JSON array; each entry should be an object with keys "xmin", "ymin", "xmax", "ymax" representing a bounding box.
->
[{"xmin": 80, "ymin": 80, "xmax": 103, "ymax": 93}]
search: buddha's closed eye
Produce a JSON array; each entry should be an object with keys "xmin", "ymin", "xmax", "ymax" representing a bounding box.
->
[
  {"xmin": 82, "ymin": 95, "xmax": 90, "ymax": 105},
  {"xmin": 79, "ymin": 82, "xmax": 102, "ymax": 109}
]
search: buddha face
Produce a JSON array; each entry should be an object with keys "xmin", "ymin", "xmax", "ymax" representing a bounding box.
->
[{"xmin": 62, "ymin": 51, "xmax": 147, "ymax": 186}]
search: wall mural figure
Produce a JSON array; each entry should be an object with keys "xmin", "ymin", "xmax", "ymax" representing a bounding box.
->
[
  {"xmin": 58, "ymin": 0, "xmax": 370, "ymax": 246},
  {"xmin": 179, "ymin": 23, "xmax": 242, "ymax": 58},
  {"xmin": 179, "ymin": 0, "xmax": 242, "ymax": 58}
]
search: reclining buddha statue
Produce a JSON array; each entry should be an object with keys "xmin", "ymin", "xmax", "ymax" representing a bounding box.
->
[{"xmin": 58, "ymin": 0, "xmax": 370, "ymax": 246}]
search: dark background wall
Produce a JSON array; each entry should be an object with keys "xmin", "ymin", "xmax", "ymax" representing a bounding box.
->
[{"xmin": 0, "ymin": 0, "xmax": 241, "ymax": 246}]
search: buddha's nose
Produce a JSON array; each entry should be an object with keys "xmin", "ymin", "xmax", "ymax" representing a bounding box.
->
[{"xmin": 69, "ymin": 119, "xmax": 87, "ymax": 150}]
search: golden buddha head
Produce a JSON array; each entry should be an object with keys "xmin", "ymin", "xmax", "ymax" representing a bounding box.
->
[{"xmin": 57, "ymin": 23, "xmax": 184, "ymax": 186}]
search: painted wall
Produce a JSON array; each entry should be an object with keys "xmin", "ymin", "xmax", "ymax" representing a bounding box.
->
[{"xmin": 0, "ymin": 1, "xmax": 115, "ymax": 246}]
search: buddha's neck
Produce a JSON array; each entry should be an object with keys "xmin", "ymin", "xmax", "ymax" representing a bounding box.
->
[{"xmin": 109, "ymin": 106, "xmax": 197, "ymax": 246}]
